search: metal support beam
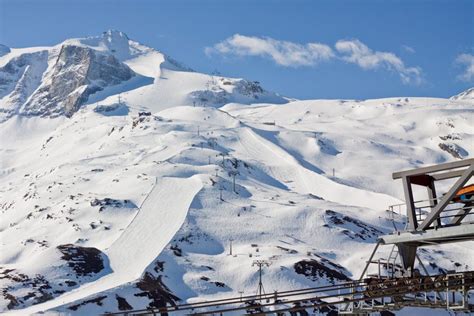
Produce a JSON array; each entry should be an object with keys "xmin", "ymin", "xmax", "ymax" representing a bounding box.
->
[
  {"xmin": 450, "ymin": 203, "xmax": 473, "ymax": 225},
  {"xmin": 397, "ymin": 244, "xmax": 417, "ymax": 274},
  {"xmin": 358, "ymin": 241, "xmax": 380, "ymax": 281},
  {"xmin": 402, "ymin": 176, "xmax": 418, "ymax": 230},
  {"xmin": 392, "ymin": 159, "xmax": 473, "ymax": 180},
  {"xmin": 418, "ymin": 165, "xmax": 473, "ymax": 231},
  {"xmin": 379, "ymin": 224, "xmax": 474, "ymax": 245},
  {"xmin": 432, "ymin": 169, "xmax": 468, "ymax": 181},
  {"xmin": 416, "ymin": 254, "xmax": 430, "ymax": 276},
  {"xmin": 427, "ymin": 178, "xmax": 441, "ymax": 227}
]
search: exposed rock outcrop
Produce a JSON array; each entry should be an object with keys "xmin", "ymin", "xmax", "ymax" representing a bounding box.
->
[
  {"xmin": 57, "ymin": 244, "xmax": 105, "ymax": 276},
  {"xmin": 188, "ymin": 77, "xmax": 286, "ymax": 107},
  {"xmin": 0, "ymin": 50, "xmax": 48, "ymax": 121},
  {"xmin": 21, "ymin": 45, "xmax": 134, "ymax": 117},
  {"xmin": 438, "ymin": 142, "xmax": 468, "ymax": 159},
  {"xmin": 294, "ymin": 259, "xmax": 351, "ymax": 283}
]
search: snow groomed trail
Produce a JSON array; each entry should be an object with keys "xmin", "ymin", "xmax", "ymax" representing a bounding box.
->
[
  {"xmin": 10, "ymin": 176, "xmax": 203, "ymax": 315},
  {"xmin": 106, "ymin": 176, "xmax": 202, "ymax": 277},
  {"xmin": 235, "ymin": 126, "xmax": 399, "ymax": 210}
]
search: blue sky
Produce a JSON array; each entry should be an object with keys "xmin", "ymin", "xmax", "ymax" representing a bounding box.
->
[{"xmin": 0, "ymin": 0, "xmax": 472, "ymax": 99}]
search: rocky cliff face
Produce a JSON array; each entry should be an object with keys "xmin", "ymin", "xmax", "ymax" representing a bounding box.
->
[
  {"xmin": 20, "ymin": 45, "xmax": 134, "ymax": 117},
  {"xmin": 0, "ymin": 50, "xmax": 49, "ymax": 121},
  {"xmin": 188, "ymin": 77, "xmax": 286, "ymax": 106}
]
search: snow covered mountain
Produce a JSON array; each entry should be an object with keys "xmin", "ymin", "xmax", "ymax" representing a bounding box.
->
[
  {"xmin": 0, "ymin": 45, "xmax": 10, "ymax": 57},
  {"xmin": 451, "ymin": 87, "xmax": 474, "ymax": 101},
  {"xmin": 0, "ymin": 30, "xmax": 286, "ymax": 123},
  {"xmin": 0, "ymin": 31, "xmax": 473, "ymax": 315}
]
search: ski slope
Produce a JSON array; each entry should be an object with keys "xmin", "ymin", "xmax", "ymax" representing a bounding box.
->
[
  {"xmin": 232, "ymin": 125, "xmax": 399, "ymax": 210},
  {"xmin": 0, "ymin": 31, "xmax": 473, "ymax": 315},
  {"xmin": 7, "ymin": 176, "xmax": 202, "ymax": 315},
  {"xmin": 1, "ymin": 99, "xmax": 472, "ymax": 315}
]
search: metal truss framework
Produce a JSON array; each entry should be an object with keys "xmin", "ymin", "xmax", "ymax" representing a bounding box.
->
[
  {"xmin": 105, "ymin": 271, "xmax": 474, "ymax": 315},
  {"xmin": 379, "ymin": 159, "xmax": 474, "ymax": 272}
]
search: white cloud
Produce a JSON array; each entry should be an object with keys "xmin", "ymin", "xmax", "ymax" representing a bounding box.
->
[
  {"xmin": 205, "ymin": 34, "xmax": 334, "ymax": 67},
  {"xmin": 335, "ymin": 39, "xmax": 422, "ymax": 85},
  {"xmin": 207, "ymin": 35, "xmax": 423, "ymax": 85},
  {"xmin": 402, "ymin": 45, "xmax": 415, "ymax": 54},
  {"xmin": 455, "ymin": 53, "xmax": 474, "ymax": 82}
]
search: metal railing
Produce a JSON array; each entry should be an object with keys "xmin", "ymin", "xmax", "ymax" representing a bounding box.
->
[
  {"xmin": 104, "ymin": 271, "xmax": 474, "ymax": 315},
  {"xmin": 387, "ymin": 196, "xmax": 473, "ymax": 231}
]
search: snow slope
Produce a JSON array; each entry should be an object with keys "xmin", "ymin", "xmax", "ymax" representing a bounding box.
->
[
  {"xmin": 451, "ymin": 87, "xmax": 474, "ymax": 101},
  {"xmin": 0, "ymin": 32, "xmax": 473, "ymax": 315},
  {"xmin": 7, "ymin": 177, "xmax": 202, "ymax": 315}
]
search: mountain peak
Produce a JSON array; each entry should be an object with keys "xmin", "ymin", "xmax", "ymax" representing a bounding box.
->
[
  {"xmin": 103, "ymin": 29, "xmax": 129, "ymax": 41},
  {"xmin": 98, "ymin": 30, "xmax": 132, "ymax": 60},
  {"xmin": 450, "ymin": 87, "xmax": 474, "ymax": 101},
  {"xmin": 0, "ymin": 44, "xmax": 10, "ymax": 57},
  {"xmin": 101, "ymin": 30, "xmax": 130, "ymax": 50},
  {"xmin": 62, "ymin": 30, "xmax": 136, "ymax": 61}
]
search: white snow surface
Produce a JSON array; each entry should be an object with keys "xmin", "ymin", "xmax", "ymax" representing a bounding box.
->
[
  {"xmin": 450, "ymin": 87, "xmax": 474, "ymax": 101},
  {"xmin": 0, "ymin": 32, "xmax": 473, "ymax": 315},
  {"xmin": 5, "ymin": 176, "xmax": 202, "ymax": 315}
]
